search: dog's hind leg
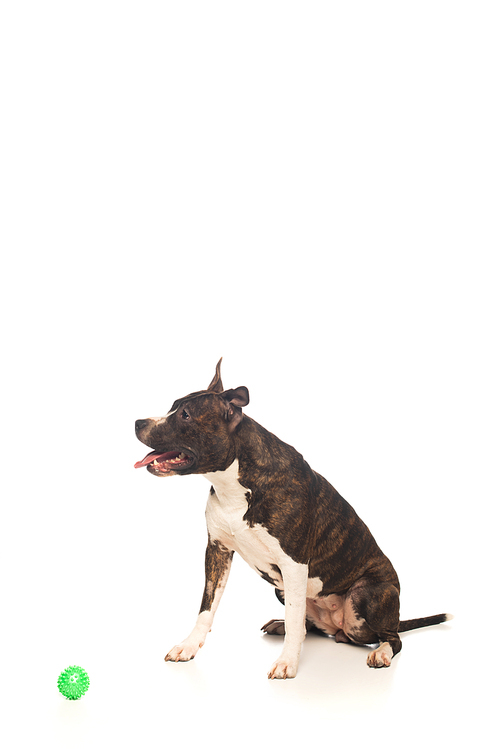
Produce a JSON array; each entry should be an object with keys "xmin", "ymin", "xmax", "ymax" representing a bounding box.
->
[
  {"xmin": 262, "ymin": 618, "xmax": 322, "ymax": 636},
  {"xmin": 261, "ymin": 618, "xmax": 286, "ymax": 635},
  {"xmin": 262, "ymin": 588, "xmax": 333, "ymax": 638},
  {"xmin": 165, "ymin": 539, "xmax": 233, "ymax": 663},
  {"xmin": 346, "ymin": 581, "xmax": 402, "ymax": 668}
]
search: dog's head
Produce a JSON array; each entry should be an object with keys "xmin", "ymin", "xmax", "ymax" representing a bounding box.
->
[{"xmin": 135, "ymin": 359, "xmax": 249, "ymax": 477}]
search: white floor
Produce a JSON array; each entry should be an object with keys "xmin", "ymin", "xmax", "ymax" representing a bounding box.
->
[{"xmin": 2, "ymin": 540, "xmax": 493, "ymax": 749}]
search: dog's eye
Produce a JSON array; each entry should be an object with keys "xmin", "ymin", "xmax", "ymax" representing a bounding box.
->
[{"xmin": 181, "ymin": 409, "xmax": 190, "ymax": 420}]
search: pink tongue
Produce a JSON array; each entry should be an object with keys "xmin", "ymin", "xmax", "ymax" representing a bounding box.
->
[{"xmin": 134, "ymin": 450, "xmax": 179, "ymax": 469}]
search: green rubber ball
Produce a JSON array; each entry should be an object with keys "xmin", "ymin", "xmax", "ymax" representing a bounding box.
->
[{"xmin": 57, "ymin": 666, "xmax": 90, "ymax": 700}]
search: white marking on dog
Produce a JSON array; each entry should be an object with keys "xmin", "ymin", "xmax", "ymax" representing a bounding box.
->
[
  {"xmin": 367, "ymin": 641, "xmax": 393, "ymax": 668},
  {"xmin": 306, "ymin": 577, "xmax": 324, "ymax": 598},
  {"xmin": 154, "ymin": 407, "xmax": 179, "ymax": 427},
  {"xmin": 165, "ymin": 564, "xmax": 231, "ymax": 663},
  {"xmin": 267, "ymin": 561, "xmax": 308, "ymax": 679},
  {"xmin": 203, "ymin": 460, "xmax": 311, "ymax": 679}
]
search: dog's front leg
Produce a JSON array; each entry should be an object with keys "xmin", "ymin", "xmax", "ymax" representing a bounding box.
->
[
  {"xmin": 165, "ymin": 539, "xmax": 233, "ymax": 663},
  {"xmin": 267, "ymin": 561, "xmax": 308, "ymax": 680}
]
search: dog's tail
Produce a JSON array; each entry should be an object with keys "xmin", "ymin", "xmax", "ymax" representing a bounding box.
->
[{"xmin": 398, "ymin": 613, "xmax": 453, "ymax": 632}]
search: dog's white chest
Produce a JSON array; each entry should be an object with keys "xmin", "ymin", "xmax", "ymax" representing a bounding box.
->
[{"xmin": 203, "ymin": 460, "xmax": 284, "ymax": 584}]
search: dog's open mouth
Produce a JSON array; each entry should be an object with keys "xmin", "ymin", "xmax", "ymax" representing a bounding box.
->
[{"xmin": 134, "ymin": 449, "xmax": 194, "ymax": 475}]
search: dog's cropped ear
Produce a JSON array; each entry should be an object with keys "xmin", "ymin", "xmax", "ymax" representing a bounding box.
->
[
  {"xmin": 222, "ymin": 386, "xmax": 250, "ymax": 432},
  {"xmin": 207, "ymin": 357, "xmax": 224, "ymax": 393}
]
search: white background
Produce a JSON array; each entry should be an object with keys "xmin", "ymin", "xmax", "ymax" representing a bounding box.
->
[{"xmin": 1, "ymin": 2, "xmax": 499, "ymax": 747}]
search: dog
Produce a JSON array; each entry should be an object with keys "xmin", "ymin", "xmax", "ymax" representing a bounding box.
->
[{"xmin": 135, "ymin": 359, "xmax": 451, "ymax": 679}]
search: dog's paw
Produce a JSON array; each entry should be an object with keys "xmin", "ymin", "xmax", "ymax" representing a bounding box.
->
[
  {"xmin": 366, "ymin": 642, "xmax": 393, "ymax": 668},
  {"xmin": 261, "ymin": 619, "xmax": 285, "ymax": 636},
  {"xmin": 165, "ymin": 640, "xmax": 203, "ymax": 663},
  {"xmin": 267, "ymin": 658, "xmax": 298, "ymax": 680}
]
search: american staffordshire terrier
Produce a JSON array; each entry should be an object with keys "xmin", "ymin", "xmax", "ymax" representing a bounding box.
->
[{"xmin": 135, "ymin": 360, "xmax": 451, "ymax": 679}]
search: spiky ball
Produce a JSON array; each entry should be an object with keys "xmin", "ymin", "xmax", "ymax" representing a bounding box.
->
[{"xmin": 57, "ymin": 666, "xmax": 90, "ymax": 700}]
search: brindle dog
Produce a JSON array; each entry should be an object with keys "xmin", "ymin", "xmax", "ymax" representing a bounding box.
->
[{"xmin": 135, "ymin": 360, "xmax": 451, "ymax": 679}]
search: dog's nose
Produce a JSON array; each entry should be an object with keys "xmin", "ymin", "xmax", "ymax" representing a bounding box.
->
[{"xmin": 135, "ymin": 419, "xmax": 149, "ymax": 434}]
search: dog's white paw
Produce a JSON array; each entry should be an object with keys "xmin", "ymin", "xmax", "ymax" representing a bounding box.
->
[
  {"xmin": 267, "ymin": 658, "xmax": 298, "ymax": 680},
  {"xmin": 165, "ymin": 639, "xmax": 203, "ymax": 663},
  {"xmin": 367, "ymin": 642, "xmax": 393, "ymax": 668}
]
